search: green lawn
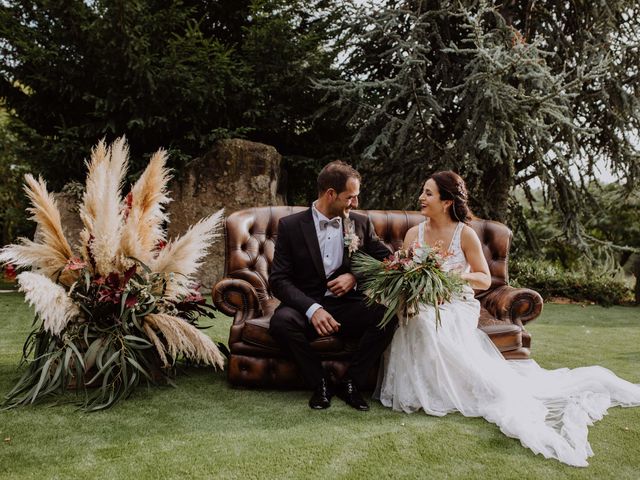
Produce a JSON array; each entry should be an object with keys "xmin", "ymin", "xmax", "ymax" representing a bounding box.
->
[{"xmin": 0, "ymin": 292, "xmax": 639, "ymax": 479}]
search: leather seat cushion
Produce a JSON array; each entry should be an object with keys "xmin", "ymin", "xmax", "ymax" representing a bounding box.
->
[{"xmin": 242, "ymin": 312, "xmax": 522, "ymax": 354}]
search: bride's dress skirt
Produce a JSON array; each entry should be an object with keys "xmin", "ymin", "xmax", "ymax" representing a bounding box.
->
[{"xmin": 377, "ymin": 290, "xmax": 640, "ymax": 467}]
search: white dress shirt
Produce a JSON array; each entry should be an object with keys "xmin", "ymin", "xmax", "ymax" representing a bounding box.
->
[{"xmin": 305, "ymin": 202, "xmax": 344, "ymax": 320}]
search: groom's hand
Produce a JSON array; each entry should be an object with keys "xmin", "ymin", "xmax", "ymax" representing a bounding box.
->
[
  {"xmin": 327, "ymin": 273, "xmax": 357, "ymax": 297},
  {"xmin": 311, "ymin": 308, "xmax": 341, "ymax": 336}
]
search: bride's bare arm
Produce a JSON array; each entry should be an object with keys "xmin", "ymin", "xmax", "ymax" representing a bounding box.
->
[
  {"xmin": 403, "ymin": 225, "xmax": 419, "ymax": 249},
  {"xmin": 460, "ymin": 226, "xmax": 491, "ymax": 290}
]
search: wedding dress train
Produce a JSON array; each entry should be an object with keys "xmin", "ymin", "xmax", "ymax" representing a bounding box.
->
[{"xmin": 377, "ymin": 221, "xmax": 640, "ymax": 467}]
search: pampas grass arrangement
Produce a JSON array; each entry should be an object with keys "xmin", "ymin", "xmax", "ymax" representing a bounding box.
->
[{"xmin": 0, "ymin": 137, "xmax": 225, "ymax": 410}]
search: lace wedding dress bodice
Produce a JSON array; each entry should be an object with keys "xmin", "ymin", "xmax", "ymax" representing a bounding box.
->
[
  {"xmin": 378, "ymin": 220, "xmax": 640, "ymax": 467},
  {"xmin": 418, "ymin": 220, "xmax": 468, "ymax": 274}
]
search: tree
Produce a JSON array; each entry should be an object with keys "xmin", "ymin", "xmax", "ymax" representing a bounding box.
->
[
  {"xmin": 0, "ymin": 0, "xmax": 238, "ymax": 185},
  {"xmin": 0, "ymin": 106, "xmax": 31, "ymax": 245},
  {"xmin": 0, "ymin": 0, "xmax": 349, "ymax": 191},
  {"xmin": 511, "ymin": 181, "xmax": 640, "ymax": 304},
  {"xmin": 235, "ymin": 0, "xmax": 353, "ymax": 204},
  {"xmin": 319, "ymin": 0, "xmax": 640, "ymax": 244},
  {"xmin": 586, "ymin": 184, "xmax": 640, "ymax": 303}
]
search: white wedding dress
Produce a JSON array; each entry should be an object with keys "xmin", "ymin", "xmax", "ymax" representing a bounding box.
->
[{"xmin": 377, "ymin": 221, "xmax": 640, "ymax": 467}]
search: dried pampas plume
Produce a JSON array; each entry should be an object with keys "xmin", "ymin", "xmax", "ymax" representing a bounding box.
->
[
  {"xmin": 119, "ymin": 149, "xmax": 171, "ymax": 265},
  {"xmin": 24, "ymin": 175, "xmax": 74, "ymax": 260},
  {"xmin": 143, "ymin": 322, "xmax": 169, "ymax": 367},
  {"xmin": 152, "ymin": 209, "xmax": 224, "ymax": 300},
  {"xmin": 144, "ymin": 313, "xmax": 225, "ymax": 369},
  {"xmin": 0, "ymin": 175, "xmax": 73, "ymax": 279},
  {"xmin": 17, "ymin": 272, "xmax": 80, "ymax": 336},
  {"xmin": 79, "ymin": 137, "xmax": 128, "ymax": 275}
]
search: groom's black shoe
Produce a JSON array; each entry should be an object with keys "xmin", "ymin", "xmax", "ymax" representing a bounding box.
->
[
  {"xmin": 309, "ymin": 378, "xmax": 333, "ymax": 409},
  {"xmin": 337, "ymin": 379, "xmax": 369, "ymax": 411}
]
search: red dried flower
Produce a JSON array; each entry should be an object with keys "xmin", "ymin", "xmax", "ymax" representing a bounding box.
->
[
  {"xmin": 3, "ymin": 264, "xmax": 17, "ymax": 280},
  {"xmin": 123, "ymin": 192, "xmax": 133, "ymax": 220}
]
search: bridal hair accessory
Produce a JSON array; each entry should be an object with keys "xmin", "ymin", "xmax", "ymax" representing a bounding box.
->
[
  {"xmin": 343, "ymin": 217, "xmax": 360, "ymax": 256},
  {"xmin": 351, "ymin": 241, "xmax": 463, "ymax": 329},
  {"xmin": 0, "ymin": 137, "xmax": 225, "ymax": 411},
  {"xmin": 442, "ymin": 182, "xmax": 467, "ymax": 201},
  {"xmin": 455, "ymin": 183, "xmax": 467, "ymax": 200}
]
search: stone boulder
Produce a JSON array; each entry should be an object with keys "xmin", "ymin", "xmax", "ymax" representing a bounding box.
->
[{"xmin": 166, "ymin": 139, "xmax": 285, "ymax": 288}]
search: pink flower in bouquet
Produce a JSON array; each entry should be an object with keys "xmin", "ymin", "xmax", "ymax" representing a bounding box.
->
[{"xmin": 63, "ymin": 257, "xmax": 88, "ymax": 271}]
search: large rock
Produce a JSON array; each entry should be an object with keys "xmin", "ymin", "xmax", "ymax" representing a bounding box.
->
[{"xmin": 167, "ymin": 139, "xmax": 285, "ymax": 288}]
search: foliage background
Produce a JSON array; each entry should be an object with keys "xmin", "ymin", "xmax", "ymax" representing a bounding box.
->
[
  {"xmin": 0, "ymin": 0, "xmax": 350, "ymax": 194},
  {"xmin": 1, "ymin": 0, "xmax": 639, "ymax": 302}
]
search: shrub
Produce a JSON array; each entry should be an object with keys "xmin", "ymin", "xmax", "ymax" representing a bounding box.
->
[{"xmin": 510, "ymin": 258, "xmax": 633, "ymax": 306}]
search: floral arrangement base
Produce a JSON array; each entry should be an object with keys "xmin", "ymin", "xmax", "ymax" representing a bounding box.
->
[{"xmin": 1, "ymin": 138, "xmax": 225, "ymax": 410}]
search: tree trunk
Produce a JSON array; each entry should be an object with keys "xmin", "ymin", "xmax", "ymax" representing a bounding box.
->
[
  {"xmin": 469, "ymin": 163, "xmax": 513, "ymax": 222},
  {"xmin": 633, "ymin": 257, "xmax": 640, "ymax": 305}
]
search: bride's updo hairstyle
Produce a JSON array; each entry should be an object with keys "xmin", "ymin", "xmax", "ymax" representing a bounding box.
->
[{"xmin": 429, "ymin": 171, "xmax": 472, "ymax": 223}]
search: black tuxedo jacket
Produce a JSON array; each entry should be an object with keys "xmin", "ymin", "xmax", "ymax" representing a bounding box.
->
[{"xmin": 270, "ymin": 208, "xmax": 392, "ymax": 315}]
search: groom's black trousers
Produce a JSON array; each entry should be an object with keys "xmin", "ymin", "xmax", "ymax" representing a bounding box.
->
[{"xmin": 269, "ymin": 292, "xmax": 397, "ymax": 390}]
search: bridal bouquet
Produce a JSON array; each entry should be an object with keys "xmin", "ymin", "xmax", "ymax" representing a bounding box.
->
[
  {"xmin": 351, "ymin": 242, "xmax": 464, "ymax": 329},
  {"xmin": 0, "ymin": 138, "xmax": 225, "ymax": 410}
]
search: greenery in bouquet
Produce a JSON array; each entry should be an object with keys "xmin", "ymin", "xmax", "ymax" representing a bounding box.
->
[
  {"xmin": 351, "ymin": 243, "xmax": 464, "ymax": 329},
  {"xmin": 0, "ymin": 138, "xmax": 225, "ymax": 410}
]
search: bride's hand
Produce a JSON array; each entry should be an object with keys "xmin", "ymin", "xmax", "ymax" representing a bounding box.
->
[
  {"xmin": 446, "ymin": 270, "xmax": 467, "ymax": 287},
  {"xmin": 449, "ymin": 265, "xmax": 465, "ymax": 276}
]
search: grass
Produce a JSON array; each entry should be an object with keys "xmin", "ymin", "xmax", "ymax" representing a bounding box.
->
[{"xmin": 0, "ymin": 292, "xmax": 639, "ymax": 479}]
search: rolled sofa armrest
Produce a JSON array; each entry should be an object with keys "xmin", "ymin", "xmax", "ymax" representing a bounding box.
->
[
  {"xmin": 479, "ymin": 285, "xmax": 543, "ymax": 326},
  {"xmin": 212, "ymin": 278, "xmax": 262, "ymax": 324}
]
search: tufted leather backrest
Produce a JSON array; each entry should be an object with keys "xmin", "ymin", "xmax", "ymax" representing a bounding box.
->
[
  {"xmin": 223, "ymin": 207, "xmax": 510, "ymax": 301},
  {"xmin": 470, "ymin": 219, "xmax": 511, "ymax": 290}
]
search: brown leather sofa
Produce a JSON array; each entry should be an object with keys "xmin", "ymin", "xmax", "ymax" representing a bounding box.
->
[{"xmin": 213, "ymin": 206, "xmax": 543, "ymax": 388}]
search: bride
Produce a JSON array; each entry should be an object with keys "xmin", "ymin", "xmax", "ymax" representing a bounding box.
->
[{"xmin": 377, "ymin": 171, "xmax": 640, "ymax": 467}]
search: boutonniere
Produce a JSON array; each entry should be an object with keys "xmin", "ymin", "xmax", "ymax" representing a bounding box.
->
[{"xmin": 343, "ymin": 217, "xmax": 360, "ymax": 257}]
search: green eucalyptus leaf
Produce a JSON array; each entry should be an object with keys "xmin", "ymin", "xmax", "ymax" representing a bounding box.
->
[
  {"xmin": 126, "ymin": 355, "xmax": 152, "ymax": 381},
  {"xmin": 87, "ymin": 350, "xmax": 119, "ymax": 385},
  {"xmin": 84, "ymin": 338, "xmax": 104, "ymax": 372},
  {"xmin": 67, "ymin": 341, "xmax": 85, "ymax": 371},
  {"xmin": 123, "ymin": 335, "xmax": 152, "ymax": 346},
  {"xmin": 31, "ymin": 355, "xmax": 55, "ymax": 403}
]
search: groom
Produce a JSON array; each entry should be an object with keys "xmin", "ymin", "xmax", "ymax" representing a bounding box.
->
[{"xmin": 269, "ymin": 160, "xmax": 397, "ymax": 411}]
